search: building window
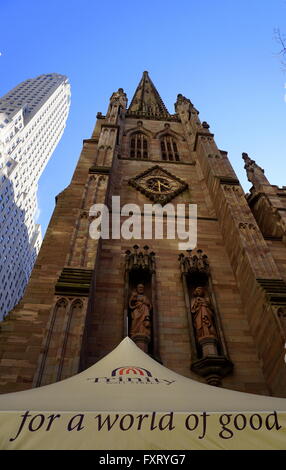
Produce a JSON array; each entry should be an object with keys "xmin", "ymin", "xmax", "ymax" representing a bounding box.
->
[
  {"xmin": 130, "ymin": 133, "xmax": 148, "ymax": 159},
  {"xmin": 160, "ymin": 135, "xmax": 180, "ymax": 161}
]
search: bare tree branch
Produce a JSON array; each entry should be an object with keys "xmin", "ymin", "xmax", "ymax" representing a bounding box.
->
[{"xmin": 274, "ymin": 28, "xmax": 286, "ymax": 69}]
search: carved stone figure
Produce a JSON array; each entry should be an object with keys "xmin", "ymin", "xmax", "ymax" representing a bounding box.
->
[
  {"xmin": 129, "ymin": 284, "xmax": 152, "ymax": 339},
  {"xmin": 191, "ymin": 286, "xmax": 217, "ymax": 340}
]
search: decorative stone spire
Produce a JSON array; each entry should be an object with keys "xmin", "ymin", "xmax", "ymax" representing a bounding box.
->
[
  {"xmin": 174, "ymin": 93, "xmax": 192, "ymax": 112},
  {"xmin": 242, "ymin": 152, "xmax": 270, "ymax": 187},
  {"xmin": 174, "ymin": 93, "xmax": 200, "ymax": 133},
  {"xmin": 109, "ymin": 87, "xmax": 127, "ymax": 107},
  {"xmin": 127, "ymin": 71, "xmax": 170, "ymax": 118},
  {"xmin": 106, "ymin": 87, "xmax": 127, "ymax": 123}
]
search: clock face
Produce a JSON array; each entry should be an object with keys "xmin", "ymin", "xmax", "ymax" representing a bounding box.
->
[
  {"xmin": 146, "ymin": 177, "xmax": 171, "ymax": 193},
  {"xmin": 128, "ymin": 165, "xmax": 188, "ymax": 204},
  {"xmin": 143, "ymin": 176, "xmax": 178, "ymax": 194}
]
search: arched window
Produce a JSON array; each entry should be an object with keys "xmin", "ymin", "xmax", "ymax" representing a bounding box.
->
[
  {"xmin": 278, "ymin": 307, "xmax": 286, "ymax": 334},
  {"xmin": 160, "ymin": 135, "xmax": 180, "ymax": 161},
  {"xmin": 130, "ymin": 133, "xmax": 148, "ymax": 159}
]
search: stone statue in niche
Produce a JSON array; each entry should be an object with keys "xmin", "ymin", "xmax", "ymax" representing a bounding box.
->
[
  {"xmin": 129, "ymin": 284, "xmax": 152, "ymax": 349},
  {"xmin": 191, "ymin": 286, "xmax": 217, "ymax": 339}
]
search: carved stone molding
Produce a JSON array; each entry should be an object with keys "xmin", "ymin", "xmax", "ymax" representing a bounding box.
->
[
  {"xmin": 194, "ymin": 132, "xmax": 215, "ymax": 151},
  {"xmin": 125, "ymin": 245, "xmax": 155, "ymax": 273},
  {"xmin": 55, "ymin": 268, "xmax": 93, "ymax": 296},
  {"xmin": 83, "ymin": 138, "xmax": 98, "ymax": 144},
  {"xmin": 101, "ymin": 124, "xmax": 119, "ymax": 129},
  {"xmin": 219, "ymin": 176, "xmax": 240, "ymax": 186},
  {"xmin": 179, "ymin": 249, "xmax": 209, "ymax": 277},
  {"xmin": 80, "ymin": 211, "xmax": 89, "ymax": 219},
  {"xmin": 190, "ymin": 356, "xmax": 233, "ymax": 386},
  {"xmin": 256, "ymin": 278, "xmax": 286, "ymax": 305},
  {"xmin": 223, "ymin": 185, "xmax": 241, "ymax": 193},
  {"xmin": 239, "ymin": 222, "xmax": 257, "ymax": 230},
  {"xmin": 89, "ymin": 166, "xmax": 111, "ymax": 175},
  {"xmin": 119, "ymin": 157, "xmax": 195, "ymax": 166},
  {"xmin": 125, "ymin": 112, "xmax": 180, "ymax": 122}
]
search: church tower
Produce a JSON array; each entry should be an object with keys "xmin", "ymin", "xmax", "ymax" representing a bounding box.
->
[{"xmin": 0, "ymin": 72, "xmax": 286, "ymax": 397}]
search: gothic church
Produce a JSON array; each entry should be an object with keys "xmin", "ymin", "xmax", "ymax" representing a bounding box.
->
[{"xmin": 0, "ymin": 72, "xmax": 286, "ymax": 397}]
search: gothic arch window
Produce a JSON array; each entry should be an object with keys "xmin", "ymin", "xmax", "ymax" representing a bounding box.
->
[
  {"xmin": 278, "ymin": 307, "xmax": 286, "ymax": 334},
  {"xmin": 160, "ymin": 135, "xmax": 180, "ymax": 161},
  {"xmin": 130, "ymin": 132, "xmax": 148, "ymax": 160},
  {"xmin": 56, "ymin": 298, "xmax": 84, "ymax": 382},
  {"xmin": 53, "ymin": 298, "xmax": 68, "ymax": 333}
]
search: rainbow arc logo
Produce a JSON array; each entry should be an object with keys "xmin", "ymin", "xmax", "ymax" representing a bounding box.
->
[{"xmin": 111, "ymin": 367, "xmax": 152, "ymax": 377}]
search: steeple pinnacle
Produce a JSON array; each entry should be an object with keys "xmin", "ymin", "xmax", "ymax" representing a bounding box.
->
[
  {"xmin": 127, "ymin": 71, "xmax": 170, "ymax": 118},
  {"xmin": 242, "ymin": 152, "xmax": 270, "ymax": 187}
]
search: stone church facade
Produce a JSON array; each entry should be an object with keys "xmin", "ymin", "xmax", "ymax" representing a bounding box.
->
[{"xmin": 0, "ymin": 72, "xmax": 286, "ymax": 397}]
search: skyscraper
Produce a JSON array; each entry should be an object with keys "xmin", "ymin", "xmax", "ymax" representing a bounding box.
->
[
  {"xmin": 0, "ymin": 73, "xmax": 71, "ymax": 319},
  {"xmin": 0, "ymin": 72, "xmax": 285, "ymax": 399}
]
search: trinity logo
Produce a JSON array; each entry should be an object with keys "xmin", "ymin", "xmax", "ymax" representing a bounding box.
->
[
  {"xmin": 87, "ymin": 365, "xmax": 175, "ymax": 386},
  {"xmin": 111, "ymin": 366, "xmax": 152, "ymax": 377}
]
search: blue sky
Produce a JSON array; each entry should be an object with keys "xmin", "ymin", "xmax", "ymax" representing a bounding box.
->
[{"xmin": 1, "ymin": 0, "xmax": 286, "ymax": 235}]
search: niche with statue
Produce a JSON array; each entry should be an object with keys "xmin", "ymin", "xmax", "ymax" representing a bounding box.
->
[
  {"xmin": 179, "ymin": 249, "xmax": 233, "ymax": 386},
  {"xmin": 123, "ymin": 245, "xmax": 159, "ymax": 358}
]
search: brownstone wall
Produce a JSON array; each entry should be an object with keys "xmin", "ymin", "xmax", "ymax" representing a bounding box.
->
[
  {"xmin": 0, "ymin": 137, "xmax": 101, "ymax": 391},
  {"xmin": 84, "ymin": 122, "xmax": 270, "ymax": 395}
]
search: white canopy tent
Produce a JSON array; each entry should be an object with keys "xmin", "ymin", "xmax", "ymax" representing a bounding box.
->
[{"xmin": 0, "ymin": 337, "xmax": 285, "ymax": 449}]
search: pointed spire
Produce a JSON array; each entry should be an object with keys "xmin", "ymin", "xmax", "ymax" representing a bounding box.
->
[
  {"xmin": 242, "ymin": 152, "xmax": 270, "ymax": 187},
  {"xmin": 127, "ymin": 71, "xmax": 170, "ymax": 118}
]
